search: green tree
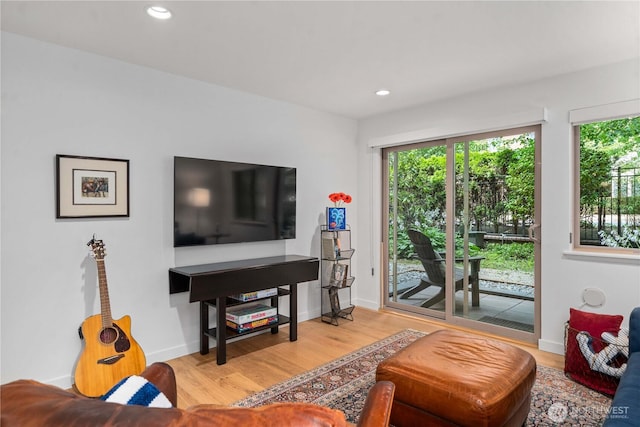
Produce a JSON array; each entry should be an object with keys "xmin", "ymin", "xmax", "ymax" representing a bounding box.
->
[
  {"xmin": 390, "ymin": 147, "xmax": 447, "ymax": 231},
  {"xmin": 504, "ymin": 135, "xmax": 535, "ymax": 234},
  {"xmin": 391, "ymin": 135, "xmax": 537, "ymax": 238},
  {"xmin": 455, "ymin": 146, "xmax": 508, "ymax": 233},
  {"xmin": 579, "ymin": 116, "xmax": 640, "ymax": 237},
  {"xmin": 579, "ymin": 145, "xmax": 612, "ymax": 230}
]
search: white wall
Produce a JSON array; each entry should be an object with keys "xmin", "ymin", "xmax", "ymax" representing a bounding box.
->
[
  {"xmin": 2, "ymin": 31, "xmax": 639, "ymax": 389},
  {"xmin": 355, "ymin": 59, "xmax": 640, "ymax": 354},
  {"xmin": 0, "ymin": 33, "xmax": 358, "ymax": 387}
]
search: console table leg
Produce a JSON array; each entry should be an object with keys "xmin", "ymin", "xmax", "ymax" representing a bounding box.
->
[
  {"xmin": 215, "ymin": 296, "xmax": 227, "ymax": 365},
  {"xmin": 290, "ymin": 283, "xmax": 298, "ymax": 341},
  {"xmin": 270, "ymin": 295, "xmax": 279, "ymax": 334},
  {"xmin": 199, "ymin": 301, "xmax": 209, "ymax": 355}
]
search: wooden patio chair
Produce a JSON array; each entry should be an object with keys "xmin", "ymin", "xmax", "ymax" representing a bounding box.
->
[{"xmin": 401, "ymin": 229, "xmax": 483, "ymax": 308}]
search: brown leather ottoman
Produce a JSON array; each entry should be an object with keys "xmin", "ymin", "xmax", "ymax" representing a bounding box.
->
[{"xmin": 375, "ymin": 329, "xmax": 536, "ymax": 427}]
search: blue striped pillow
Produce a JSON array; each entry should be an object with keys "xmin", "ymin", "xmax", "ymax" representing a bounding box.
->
[{"xmin": 101, "ymin": 375, "xmax": 172, "ymax": 408}]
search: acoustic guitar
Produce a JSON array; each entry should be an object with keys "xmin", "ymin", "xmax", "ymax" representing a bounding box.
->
[{"xmin": 74, "ymin": 236, "xmax": 146, "ymax": 397}]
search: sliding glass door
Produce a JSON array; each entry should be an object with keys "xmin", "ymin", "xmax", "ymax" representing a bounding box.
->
[
  {"xmin": 385, "ymin": 141, "xmax": 449, "ymax": 318},
  {"xmin": 383, "ymin": 126, "xmax": 540, "ymax": 342}
]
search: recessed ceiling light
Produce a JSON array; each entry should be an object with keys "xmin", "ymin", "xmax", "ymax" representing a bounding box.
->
[
  {"xmin": 375, "ymin": 89, "xmax": 391, "ymax": 97},
  {"xmin": 147, "ymin": 6, "xmax": 172, "ymax": 20}
]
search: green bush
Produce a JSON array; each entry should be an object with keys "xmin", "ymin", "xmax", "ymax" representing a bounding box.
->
[
  {"xmin": 394, "ymin": 225, "xmax": 535, "ymax": 272},
  {"xmin": 481, "ymin": 242, "xmax": 534, "ymax": 272},
  {"xmin": 395, "ymin": 225, "xmax": 480, "ymax": 259},
  {"xmin": 598, "ymin": 226, "xmax": 640, "ymax": 248}
]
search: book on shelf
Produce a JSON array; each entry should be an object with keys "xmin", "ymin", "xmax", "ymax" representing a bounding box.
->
[
  {"xmin": 229, "ymin": 288, "xmax": 278, "ymax": 302},
  {"xmin": 330, "ymin": 263, "xmax": 349, "ymax": 287},
  {"xmin": 322, "ymin": 235, "xmax": 340, "ymax": 259},
  {"xmin": 328, "ymin": 287, "xmax": 341, "ymax": 315},
  {"xmin": 227, "ymin": 315, "xmax": 278, "ymax": 333},
  {"xmin": 225, "ymin": 303, "xmax": 277, "ymax": 324}
]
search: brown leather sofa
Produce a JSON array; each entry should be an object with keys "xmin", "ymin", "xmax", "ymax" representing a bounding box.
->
[{"xmin": 1, "ymin": 362, "xmax": 395, "ymax": 427}]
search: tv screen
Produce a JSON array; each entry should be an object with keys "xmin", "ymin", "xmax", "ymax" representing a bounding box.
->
[{"xmin": 174, "ymin": 156, "xmax": 296, "ymax": 247}]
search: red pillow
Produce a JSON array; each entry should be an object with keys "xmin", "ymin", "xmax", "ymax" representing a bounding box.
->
[{"xmin": 564, "ymin": 308, "xmax": 624, "ymax": 396}]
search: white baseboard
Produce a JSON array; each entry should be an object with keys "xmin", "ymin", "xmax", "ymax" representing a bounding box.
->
[
  {"xmin": 47, "ymin": 375, "xmax": 74, "ymax": 390},
  {"xmin": 46, "ymin": 341, "xmax": 202, "ymax": 390},
  {"xmin": 46, "ymin": 309, "xmax": 321, "ymax": 391},
  {"xmin": 352, "ymin": 298, "xmax": 380, "ymax": 311},
  {"xmin": 538, "ymin": 338, "xmax": 565, "ymax": 355}
]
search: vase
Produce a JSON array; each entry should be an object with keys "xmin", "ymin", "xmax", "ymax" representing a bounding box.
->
[{"xmin": 327, "ymin": 207, "xmax": 346, "ymax": 230}]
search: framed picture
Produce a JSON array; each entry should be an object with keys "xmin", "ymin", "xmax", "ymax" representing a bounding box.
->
[
  {"xmin": 56, "ymin": 155, "xmax": 129, "ymax": 218},
  {"xmin": 326, "ymin": 207, "xmax": 346, "ymax": 230}
]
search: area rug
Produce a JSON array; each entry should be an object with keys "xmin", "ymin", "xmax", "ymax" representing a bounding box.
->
[{"xmin": 233, "ymin": 329, "xmax": 613, "ymax": 426}]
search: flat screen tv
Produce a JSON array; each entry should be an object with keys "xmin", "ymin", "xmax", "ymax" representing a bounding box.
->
[{"xmin": 174, "ymin": 156, "xmax": 296, "ymax": 247}]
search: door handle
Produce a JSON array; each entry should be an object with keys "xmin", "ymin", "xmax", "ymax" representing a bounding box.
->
[{"xmin": 528, "ymin": 223, "xmax": 541, "ymax": 243}]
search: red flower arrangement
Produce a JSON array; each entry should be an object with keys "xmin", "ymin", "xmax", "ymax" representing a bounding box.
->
[{"xmin": 328, "ymin": 192, "xmax": 352, "ymax": 206}]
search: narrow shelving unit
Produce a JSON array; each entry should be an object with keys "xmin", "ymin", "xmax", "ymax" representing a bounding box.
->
[{"xmin": 320, "ymin": 225, "xmax": 355, "ymax": 325}]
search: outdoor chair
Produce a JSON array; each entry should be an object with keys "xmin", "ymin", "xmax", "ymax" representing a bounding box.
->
[{"xmin": 401, "ymin": 229, "xmax": 483, "ymax": 308}]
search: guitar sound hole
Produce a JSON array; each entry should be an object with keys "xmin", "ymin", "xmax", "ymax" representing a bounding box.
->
[{"xmin": 99, "ymin": 327, "xmax": 118, "ymax": 345}]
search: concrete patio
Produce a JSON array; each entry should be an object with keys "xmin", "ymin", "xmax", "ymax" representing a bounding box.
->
[{"xmin": 389, "ymin": 263, "xmax": 535, "ymax": 332}]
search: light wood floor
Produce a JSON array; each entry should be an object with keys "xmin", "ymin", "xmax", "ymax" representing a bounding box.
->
[{"xmin": 166, "ymin": 307, "xmax": 564, "ymax": 409}]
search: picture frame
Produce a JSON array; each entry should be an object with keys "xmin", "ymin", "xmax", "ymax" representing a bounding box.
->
[
  {"xmin": 56, "ymin": 155, "xmax": 129, "ymax": 218},
  {"xmin": 326, "ymin": 207, "xmax": 346, "ymax": 230}
]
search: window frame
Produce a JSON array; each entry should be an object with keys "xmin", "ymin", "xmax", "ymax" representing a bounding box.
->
[{"xmin": 571, "ymin": 100, "xmax": 640, "ymax": 255}]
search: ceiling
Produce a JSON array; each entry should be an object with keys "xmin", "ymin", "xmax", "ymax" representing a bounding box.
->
[{"xmin": 2, "ymin": 1, "xmax": 639, "ymax": 119}]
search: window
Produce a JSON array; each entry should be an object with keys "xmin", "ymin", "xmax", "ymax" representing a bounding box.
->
[{"xmin": 572, "ymin": 108, "xmax": 640, "ymax": 253}]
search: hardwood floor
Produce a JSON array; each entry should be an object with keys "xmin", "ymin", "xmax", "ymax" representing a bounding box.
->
[{"xmin": 166, "ymin": 307, "xmax": 564, "ymax": 409}]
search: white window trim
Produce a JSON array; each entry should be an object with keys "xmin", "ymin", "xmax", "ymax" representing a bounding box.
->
[
  {"xmin": 569, "ymin": 99, "xmax": 640, "ymax": 124},
  {"xmin": 562, "ymin": 249, "xmax": 640, "ymax": 264},
  {"xmin": 368, "ymin": 108, "xmax": 547, "ymax": 148},
  {"xmin": 570, "ymin": 99, "xmax": 640, "ymax": 258}
]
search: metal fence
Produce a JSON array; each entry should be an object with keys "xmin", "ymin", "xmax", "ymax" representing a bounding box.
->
[
  {"xmin": 461, "ymin": 175, "xmax": 533, "ymax": 238},
  {"xmin": 580, "ymin": 166, "xmax": 640, "ymax": 244},
  {"xmin": 408, "ymin": 167, "xmax": 638, "ymax": 245}
]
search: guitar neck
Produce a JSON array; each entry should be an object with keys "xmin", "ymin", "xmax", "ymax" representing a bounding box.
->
[{"xmin": 95, "ymin": 259, "xmax": 113, "ymax": 328}]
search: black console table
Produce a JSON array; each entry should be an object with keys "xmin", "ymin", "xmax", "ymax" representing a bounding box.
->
[{"xmin": 169, "ymin": 255, "xmax": 319, "ymax": 365}]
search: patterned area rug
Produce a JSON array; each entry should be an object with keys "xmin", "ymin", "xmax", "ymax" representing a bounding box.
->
[{"xmin": 233, "ymin": 329, "xmax": 613, "ymax": 426}]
